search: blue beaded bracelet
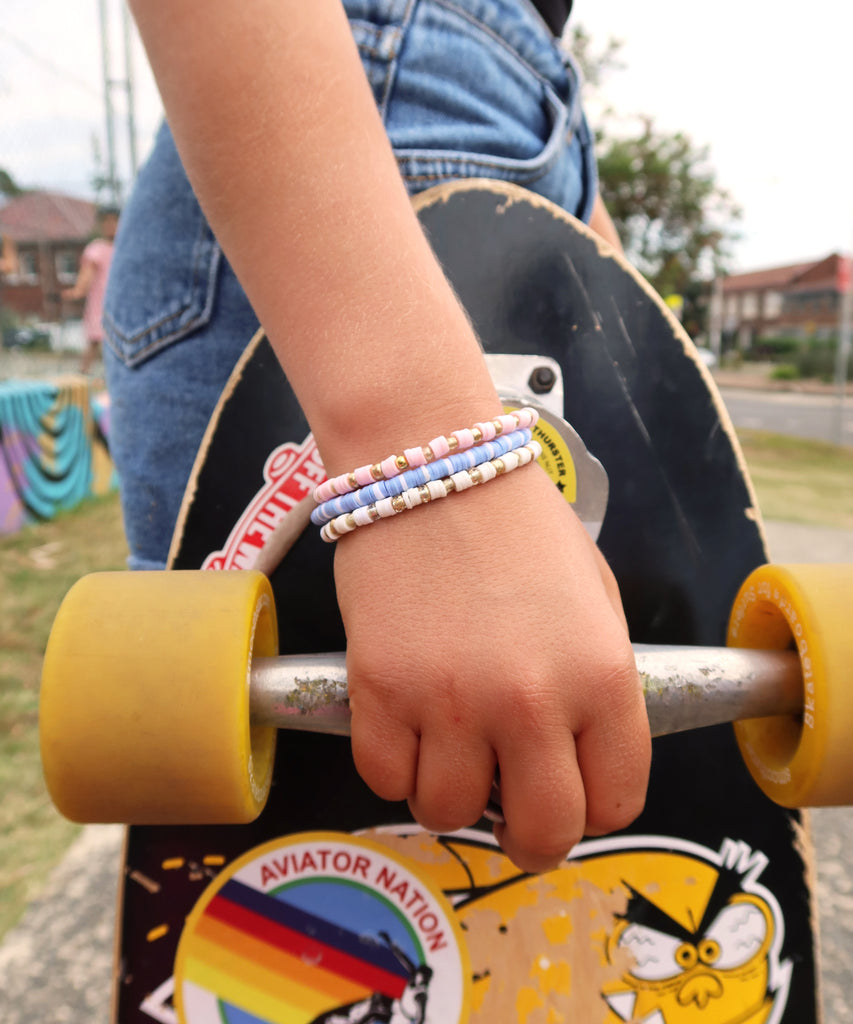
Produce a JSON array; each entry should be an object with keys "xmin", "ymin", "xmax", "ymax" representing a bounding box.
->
[{"xmin": 310, "ymin": 426, "xmax": 533, "ymax": 526}]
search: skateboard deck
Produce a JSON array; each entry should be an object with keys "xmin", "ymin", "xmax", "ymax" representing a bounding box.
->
[{"xmin": 112, "ymin": 181, "xmax": 819, "ymax": 1024}]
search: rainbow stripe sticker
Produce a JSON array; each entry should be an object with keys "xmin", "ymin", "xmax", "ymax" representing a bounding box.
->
[{"xmin": 175, "ymin": 832, "xmax": 470, "ymax": 1024}]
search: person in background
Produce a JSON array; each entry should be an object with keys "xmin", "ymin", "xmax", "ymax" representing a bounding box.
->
[{"xmin": 63, "ymin": 206, "xmax": 119, "ymax": 375}]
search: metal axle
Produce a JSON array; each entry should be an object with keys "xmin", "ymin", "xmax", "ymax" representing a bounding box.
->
[{"xmin": 250, "ymin": 645, "xmax": 803, "ymax": 738}]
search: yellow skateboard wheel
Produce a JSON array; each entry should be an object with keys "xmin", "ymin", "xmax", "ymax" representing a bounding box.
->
[
  {"xmin": 727, "ymin": 563, "xmax": 853, "ymax": 807},
  {"xmin": 40, "ymin": 570, "xmax": 278, "ymax": 824}
]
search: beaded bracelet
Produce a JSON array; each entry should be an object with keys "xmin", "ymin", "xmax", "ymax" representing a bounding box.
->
[
  {"xmin": 320, "ymin": 440, "xmax": 542, "ymax": 542},
  {"xmin": 312, "ymin": 407, "xmax": 539, "ymax": 504},
  {"xmin": 311, "ymin": 426, "xmax": 533, "ymax": 526}
]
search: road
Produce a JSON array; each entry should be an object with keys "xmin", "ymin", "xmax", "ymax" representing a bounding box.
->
[{"xmin": 719, "ymin": 386, "xmax": 853, "ymax": 445}]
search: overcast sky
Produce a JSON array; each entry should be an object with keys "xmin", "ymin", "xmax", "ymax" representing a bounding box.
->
[{"xmin": 2, "ymin": 0, "xmax": 851, "ymax": 272}]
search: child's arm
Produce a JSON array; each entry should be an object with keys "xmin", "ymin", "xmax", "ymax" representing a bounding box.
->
[
  {"xmin": 129, "ymin": 0, "xmax": 651, "ymax": 872},
  {"xmin": 62, "ymin": 255, "xmax": 95, "ymax": 301}
]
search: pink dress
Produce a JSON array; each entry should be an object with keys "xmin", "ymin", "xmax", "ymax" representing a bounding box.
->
[{"xmin": 80, "ymin": 238, "xmax": 114, "ymax": 342}]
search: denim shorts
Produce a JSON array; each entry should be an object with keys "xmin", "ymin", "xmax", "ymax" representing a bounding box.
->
[{"xmin": 103, "ymin": 0, "xmax": 598, "ymax": 569}]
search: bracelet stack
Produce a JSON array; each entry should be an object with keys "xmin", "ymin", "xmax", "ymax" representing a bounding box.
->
[{"xmin": 313, "ymin": 407, "xmax": 541, "ymax": 543}]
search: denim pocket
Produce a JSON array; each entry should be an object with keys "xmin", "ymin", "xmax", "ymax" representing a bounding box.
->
[
  {"xmin": 384, "ymin": 0, "xmax": 578, "ymax": 192},
  {"xmin": 103, "ymin": 123, "xmax": 221, "ymax": 369}
]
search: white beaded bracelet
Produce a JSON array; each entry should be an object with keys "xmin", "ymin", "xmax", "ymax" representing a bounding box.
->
[{"xmin": 319, "ymin": 440, "xmax": 542, "ymax": 542}]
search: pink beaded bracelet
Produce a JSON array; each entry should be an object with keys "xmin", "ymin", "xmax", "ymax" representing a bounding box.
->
[
  {"xmin": 319, "ymin": 439, "xmax": 542, "ymax": 542},
  {"xmin": 313, "ymin": 407, "xmax": 539, "ymax": 504}
]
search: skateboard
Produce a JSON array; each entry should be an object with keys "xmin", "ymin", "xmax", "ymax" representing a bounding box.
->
[{"xmin": 40, "ymin": 181, "xmax": 853, "ymax": 1024}]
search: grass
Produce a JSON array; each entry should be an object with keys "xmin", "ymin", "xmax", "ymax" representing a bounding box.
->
[
  {"xmin": 737, "ymin": 429, "xmax": 853, "ymax": 531},
  {"xmin": 0, "ymin": 491, "xmax": 127, "ymax": 940},
  {"xmin": 0, "ymin": 430, "xmax": 850, "ymax": 943}
]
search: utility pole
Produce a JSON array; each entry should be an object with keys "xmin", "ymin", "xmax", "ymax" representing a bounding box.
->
[
  {"xmin": 121, "ymin": 1, "xmax": 139, "ymax": 178},
  {"xmin": 97, "ymin": 0, "xmax": 139, "ymax": 205},
  {"xmin": 98, "ymin": 0, "xmax": 120, "ymax": 205},
  {"xmin": 832, "ymin": 254, "xmax": 851, "ymax": 445}
]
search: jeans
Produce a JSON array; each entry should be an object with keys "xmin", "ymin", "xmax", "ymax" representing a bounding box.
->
[{"xmin": 103, "ymin": 0, "xmax": 598, "ymax": 569}]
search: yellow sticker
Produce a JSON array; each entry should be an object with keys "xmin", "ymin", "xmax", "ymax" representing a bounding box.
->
[{"xmin": 504, "ymin": 404, "xmax": 577, "ymax": 503}]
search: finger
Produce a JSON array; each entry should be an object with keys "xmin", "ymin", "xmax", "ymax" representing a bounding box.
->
[
  {"xmin": 491, "ymin": 727, "xmax": 586, "ymax": 874},
  {"xmin": 348, "ymin": 672, "xmax": 420, "ymax": 803},
  {"xmin": 576, "ymin": 659, "xmax": 651, "ymax": 836},
  {"xmin": 409, "ymin": 727, "xmax": 496, "ymax": 834}
]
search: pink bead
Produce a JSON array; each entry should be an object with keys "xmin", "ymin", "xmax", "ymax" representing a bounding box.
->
[
  {"xmin": 353, "ymin": 465, "xmax": 375, "ymax": 487},
  {"xmin": 452, "ymin": 428, "xmax": 476, "ymax": 450},
  {"xmin": 380, "ymin": 455, "xmax": 399, "ymax": 479},
  {"xmin": 429, "ymin": 435, "xmax": 451, "ymax": 458},
  {"xmin": 404, "ymin": 446, "xmax": 427, "ymax": 468},
  {"xmin": 495, "ymin": 413, "xmax": 516, "ymax": 434},
  {"xmin": 474, "ymin": 421, "xmax": 497, "ymax": 442}
]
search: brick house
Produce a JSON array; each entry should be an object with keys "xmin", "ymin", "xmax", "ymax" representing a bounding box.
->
[
  {"xmin": 721, "ymin": 254, "xmax": 849, "ymax": 347},
  {"xmin": 0, "ymin": 191, "xmax": 97, "ymax": 324}
]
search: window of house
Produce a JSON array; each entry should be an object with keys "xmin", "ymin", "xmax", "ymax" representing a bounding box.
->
[
  {"xmin": 741, "ymin": 292, "xmax": 759, "ymax": 319},
  {"xmin": 56, "ymin": 250, "xmax": 79, "ymax": 285},
  {"xmin": 763, "ymin": 291, "xmax": 783, "ymax": 318},
  {"xmin": 12, "ymin": 249, "xmax": 39, "ymax": 284}
]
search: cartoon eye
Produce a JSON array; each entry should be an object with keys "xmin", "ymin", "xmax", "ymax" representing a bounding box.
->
[
  {"xmin": 675, "ymin": 943, "xmax": 698, "ymax": 969},
  {"xmin": 618, "ymin": 924, "xmax": 691, "ymax": 981},
  {"xmin": 703, "ymin": 900, "xmax": 768, "ymax": 970}
]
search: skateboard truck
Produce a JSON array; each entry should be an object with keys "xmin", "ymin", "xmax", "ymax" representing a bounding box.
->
[
  {"xmin": 40, "ymin": 562, "xmax": 853, "ymax": 825},
  {"xmin": 246, "ymin": 644, "xmax": 803, "ymax": 739}
]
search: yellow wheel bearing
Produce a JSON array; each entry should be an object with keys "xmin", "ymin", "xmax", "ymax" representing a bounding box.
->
[
  {"xmin": 728, "ymin": 563, "xmax": 853, "ymax": 807},
  {"xmin": 40, "ymin": 571, "xmax": 278, "ymax": 824}
]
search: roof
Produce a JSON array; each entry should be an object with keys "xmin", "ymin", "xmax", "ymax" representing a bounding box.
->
[
  {"xmin": 0, "ymin": 191, "xmax": 96, "ymax": 243},
  {"xmin": 723, "ymin": 261, "xmax": 818, "ymax": 293}
]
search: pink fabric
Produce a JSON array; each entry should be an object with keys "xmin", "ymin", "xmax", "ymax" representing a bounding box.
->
[{"xmin": 80, "ymin": 238, "xmax": 114, "ymax": 342}]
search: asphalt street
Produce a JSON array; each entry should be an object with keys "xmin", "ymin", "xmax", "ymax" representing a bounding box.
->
[{"xmin": 719, "ymin": 386, "xmax": 853, "ymax": 446}]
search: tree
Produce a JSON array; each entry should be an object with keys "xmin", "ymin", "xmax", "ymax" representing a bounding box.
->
[
  {"xmin": 0, "ymin": 169, "xmax": 24, "ymax": 200},
  {"xmin": 566, "ymin": 27, "xmax": 741, "ymax": 333},
  {"xmin": 597, "ymin": 120, "xmax": 740, "ymax": 295}
]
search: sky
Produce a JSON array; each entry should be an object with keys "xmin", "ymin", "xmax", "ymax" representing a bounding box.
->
[{"xmin": 2, "ymin": 0, "xmax": 852, "ymax": 273}]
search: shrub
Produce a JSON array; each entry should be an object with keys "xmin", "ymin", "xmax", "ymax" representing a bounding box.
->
[{"xmin": 771, "ymin": 363, "xmax": 801, "ymax": 381}]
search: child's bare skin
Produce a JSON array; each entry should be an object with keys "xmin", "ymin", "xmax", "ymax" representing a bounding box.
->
[{"xmin": 129, "ymin": 0, "xmax": 651, "ymax": 872}]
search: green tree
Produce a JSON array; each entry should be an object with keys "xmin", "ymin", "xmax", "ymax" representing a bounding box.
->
[
  {"xmin": 597, "ymin": 120, "xmax": 740, "ymax": 294},
  {"xmin": 0, "ymin": 169, "xmax": 24, "ymax": 200},
  {"xmin": 567, "ymin": 27, "xmax": 740, "ymax": 331}
]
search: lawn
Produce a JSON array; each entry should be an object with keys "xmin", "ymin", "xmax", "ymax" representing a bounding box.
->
[{"xmin": 0, "ymin": 492, "xmax": 127, "ymax": 939}]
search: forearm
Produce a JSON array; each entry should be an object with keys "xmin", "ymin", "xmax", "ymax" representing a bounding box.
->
[{"xmin": 130, "ymin": 0, "xmax": 500, "ymax": 473}]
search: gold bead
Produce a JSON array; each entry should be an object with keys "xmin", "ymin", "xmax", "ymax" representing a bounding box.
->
[
  {"xmin": 448, "ymin": 435, "xmax": 459, "ymax": 450},
  {"xmin": 391, "ymin": 495, "xmax": 406, "ymax": 512},
  {"xmin": 493, "ymin": 418, "xmax": 504, "ymax": 435},
  {"xmin": 493, "ymin": 458, "xmax": 506, "ymax": 474},
  {"xmin": 345, "ymin": 513, "xmax": 357, "ymax": 530},
  {"xmin": 470, "ymin": 468, "xmax": 483, "ymax": 485},
  {"xmin": 395, "ymin": 455, "xmax": 408, "ymax": 471},
  {"xmin": 370, "ymin": 463, "xmax": 384, "ymax": 481},
  {"xmin": 367, "ymin": 506, "xmax": 380, "ymax": 522},
  {"xmin": 418, "ymin": 485, "xmax": 431, "ymax": 503},
  {"xmin": 472, "ymin": 426, "xmax": 483, "ymax": 443},
  {"xmin": 346, "ymin": 472, "xmax": 358, "ymax": 489}
]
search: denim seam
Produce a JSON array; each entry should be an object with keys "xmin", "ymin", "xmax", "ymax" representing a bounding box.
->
[
  {"xmin": 429, "ymin": 0, "xmax": 556, "ymax": 91},
  {"xmin": 375, "ymin": 0, "xmax": 417, "ymax": 119},
  {"xmin": 104, "ymin": 219, "xmax": 220, "ymax": 366}
]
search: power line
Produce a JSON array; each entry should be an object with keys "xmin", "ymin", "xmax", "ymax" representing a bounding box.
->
[{"xmin": 0, "ymin": 26, "xmax": 100, "ymax": 99}]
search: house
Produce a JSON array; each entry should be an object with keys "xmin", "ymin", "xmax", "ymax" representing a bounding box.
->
[
  {"xmin": 0, "ymin": 191, "xmax": 97, "ymax": 324},
  {"xmin": 721, "ymin": 254, "xmax": 849, "ymax": 348}
]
